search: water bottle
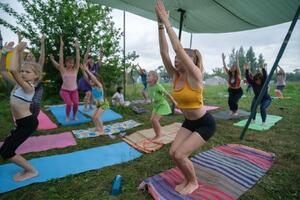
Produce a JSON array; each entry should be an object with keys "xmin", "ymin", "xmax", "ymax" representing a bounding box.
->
[{"xmin": 111, "ymin": 175, "xmax": 122, "ymax": 196}]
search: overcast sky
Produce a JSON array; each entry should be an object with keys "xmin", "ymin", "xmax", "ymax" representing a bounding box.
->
[{"xmin": 1, "ymin": 1, "xmax": 299, "ymax": 73}]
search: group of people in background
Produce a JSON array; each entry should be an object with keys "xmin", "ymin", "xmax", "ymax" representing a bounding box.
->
[
  {"xmin": 0, "ymin": 0, "xmax": 288, "ymax": 196},
  {"xmin": 222, "ymin": 53, "xmax": 287, "ymax": 126}
]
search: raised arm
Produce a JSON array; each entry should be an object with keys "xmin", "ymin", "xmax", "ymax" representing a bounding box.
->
[
  {"xmin": 156, "ymin": 13, "xmax": 177, "ymax": 78},
  {"xmin": 136, "ymin": 64, "xmax": 145, "ymax": 75},
  {"xmin": 59, "ymin": 36, "xmax": 65, "ymax": 73},
  {"xmin": 10, "ymin": 42, "xmax": 35, "ymax": 93},
  {"xmin": 83, "ymin": 46, "xmax": 90, "ymax": 64},
  {"xmin": 278, "ymin": 65, "xmax": 285, "ymax": 75},
  {"xmin": 244, "ymin": 63, "xmax": 253, "ymax": 84},
  {"xmin": 80, "ymin": 64, "xmax": 90, "ymax": 83},
  {"xmin": 1, "ymin": 42, "xmax": 16, "ymax": 85},
  {"xmin": 222, "ymin": 53, "xmax": 229, "ymax": 74},
  {"xmin": 80, "ymin": 64, "xmax": 102, "ymax": 88},
  {"xmin": 155, "ymin": 0, "xmax": 201, "ymax": 81},
  {"xmin": 49, "ymin": 54, "xmax": 60, "ymax": 70},
  {"xmin": 74, "ymin": 38, "xmax": 80, "ymax": 71},
  {"xmin": 38, "ymin": 35, "xmax": 45, "ymax": 67},
  {"xmin": 262, "ymin": 63, "xmax": 267, "ymax": 81},
  {"xmin": 17, "ymin": 31, "xmax": 22, "ymax": 43}
]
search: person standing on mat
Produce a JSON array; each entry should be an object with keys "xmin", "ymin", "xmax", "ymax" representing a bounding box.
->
[
  {"xmin": 80, "ymin": 64, "xmax": 109, "ymax": 135},
  {"xmin": 0, "ymin": 41, "xmax": 43, "ymax": 181},
  {"xmin": 222, "ymin": 53, "xmax": 243, "ymax": 116},
  {"xmin": 156, "ymin": 0, "xmax": 216, "ymax": 195},
  {"xmin": 134, "ymin": 64, "xmax": 149, "ymax": 103},
  {"xmin": 50, "ymin": 36, "xmax": 80, "ymax": 121},
  {"xmin": 147, "ymin": 70, "xmax": 176, "ymax": 142},
  {"xmin": 244, "ymin": 63, "xmax": 272, "ymax": 126},
  {"xmin": 275, "ymin": 65, "xmax": 286, "ymax": 98},
  {"xmin": 78, "ymin": 46, "xmax": 104, "ymax": 111}
]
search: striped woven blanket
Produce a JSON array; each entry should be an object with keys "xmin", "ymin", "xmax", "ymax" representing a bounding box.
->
[{"xmin": 139, "ymin": 144, "xmax": 275, "ymax": 200}]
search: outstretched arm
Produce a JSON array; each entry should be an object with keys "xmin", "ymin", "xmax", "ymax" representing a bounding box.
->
[
  {"xmin": 155, "ymin": 0, "xmax": 201, "ymax": 81},
  {"xmin": 156, "ymin": 12, "xmax": 177, "ymax": 78},
  {"xmin": 222, "ymin": 53, "xmax": 229, "ymax": 74},
  {"xmin": 10, "ymin": 42, "xmax": 35, "ymax": 93},
  {"xmin": 38, "ymin": 35, "xmax": 45, "ymax": 67},
  {"xmin": 74, "ymin": 38, "xmax": 80, "ymax": 71},
  {"xmin": 1, "ymin": 42, "xmax": 16, "ymax": 85},
  {"xmin": 49, "ymin": 54, "xmax": 60, "ymax": 70},
  {"xmin": 236, "ymin": 53, "xmax": 241, "ymax": 77},
  {"xmin": 58, "ymin": 36, "xmax": 65, "ymax": 73},
  {"xmin": 80, "ymin": 64, "xmax": 102, "ymax": 88},
  {"xmin": 17, "ymin": 31, "xmax": 22, "ymax": 43},
  {"xmin": 83, "ymin": 46, "xmax": 90, "ymax": 64},
  {"xmin": 80, "ymin": 64, "xmax": 90, "ymax": 83},
  {"xmin": 244, "ymin": 63, "xmax": 253, "ymax": 84},
  {"xmin": 262, "ymin": 63, "xmax": 267, "ymax": 81},
  {"xmin": 278, "ymin": 65, "xmax": 285, "ymax": 75},
  {"xmin": 136, "ymin": 64, "xmax": 145, "ymax": 75}
]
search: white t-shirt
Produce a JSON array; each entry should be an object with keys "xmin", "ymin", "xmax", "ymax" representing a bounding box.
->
[{"xmin": 112, "ymin": 92, "xmax": 124, "ymax": 105}]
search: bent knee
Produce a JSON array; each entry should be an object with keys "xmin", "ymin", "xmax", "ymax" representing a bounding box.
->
[
  {"xmin": 173, "ymin": 151, "xmax": 187, "ymax": 161},
  {"xmin": 169, "ymin": 148, "xmax": 176, "ymax": 157}
]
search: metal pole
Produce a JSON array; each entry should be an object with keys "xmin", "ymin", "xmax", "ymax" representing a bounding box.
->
[
  {"xmin": 240, "ymin": 5, "xmax": 300, "ymax": 140},
  {"xmin": 189, "ymin": 33, "xmax": 193, "ymax": 48},
  {"xmin": 123, "ymin": 10, "xmax": 126, "ymax": 100},
  {"xmin": 0, "ymin": 29, "xmax": 3, "ymax": 49},
  {"xmin": 177, "ymin": 8, "xmax": 185, "ymax": 41}
]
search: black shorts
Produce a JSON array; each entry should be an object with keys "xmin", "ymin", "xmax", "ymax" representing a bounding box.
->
[
  {"xmin": 0, "ymin": 115, "xmax": 38, "ymax": 160},
  {"xmin": 182, "ymin": 112, "xmax": 216, "ymax": 141}
]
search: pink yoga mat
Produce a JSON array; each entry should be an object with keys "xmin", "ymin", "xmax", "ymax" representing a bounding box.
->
[
  {"xmin": 0, "ymin": 132, "xmax": 76, "ymax": 155},
  {"xmin": 37, "ymin": 110, "xmax": 58, "ymax": 130},
  {"xmin": 175, "ymin": 105, "xmax": 220, "ymax": 114}
]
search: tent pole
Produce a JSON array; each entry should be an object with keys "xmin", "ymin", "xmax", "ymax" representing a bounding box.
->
[
  {"xmin": 240, "ymin": 5, "xmax": 300, "ymax": 140},
  {"xmin": 189, "ymin": 33, "xmax": 193, "ymax": 48},
  {"xmin": 177, "ymin": 8, "xmax": 185, "ymax": 40},
  {"xmin": 123, "ymin": 10, "xmax": 126, "ymax": 100}
]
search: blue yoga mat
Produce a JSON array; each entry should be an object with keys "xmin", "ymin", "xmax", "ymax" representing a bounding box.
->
[
  {"xmin": 78, "ymin": 105, "xmax": 123, "ymax": 122},
  {"xmin": 48, "ymin": 105, "xmax": 91, "ymax": 126},
  {"xmin": 0, "ymin": 142, "xmax": 142, "ymax": 193}
]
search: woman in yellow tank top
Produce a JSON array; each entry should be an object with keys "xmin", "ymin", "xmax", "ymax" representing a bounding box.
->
[{"xmin": 156, "ymin": 0, "xmax": 216, "ymax": 195}]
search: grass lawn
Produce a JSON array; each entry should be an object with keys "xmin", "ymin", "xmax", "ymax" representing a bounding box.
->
[{"xmin": 0, "ymin": 82, "xmax": 299, "ymax": 199}]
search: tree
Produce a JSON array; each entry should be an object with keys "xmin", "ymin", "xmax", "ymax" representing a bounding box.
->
[
  {"xmin": 0, "ymin": 0, "xmax": 136, "ymax": 96},
  {"xmin": 156, "ymin": 65, "xmax": 170, "ymax": 83},
  {"xmin": 257, "ymin": 53, "xmax": 265, "ymax": 68},
  {"xmin": 211, "ymin": 67, "xmax": 227, "ymax": 79},
  {"xmin": 122, "ymin": 51, "xmax": 139, "ymax": 86},
  {"xmin": 246, "ymin": 46, "xmax": 257, "ymax": 72},
  {"xmin": 228, "ymin": 48, "xmax": 236, "ymax": 67},
  {"xmin": 237, "ymin": 46, "xmax": 246, "ymax": 75}
]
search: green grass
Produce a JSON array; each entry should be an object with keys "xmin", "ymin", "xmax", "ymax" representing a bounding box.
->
[{"xmin": 0, "ymin": 82, "xmax": 299, "ymax": 199}]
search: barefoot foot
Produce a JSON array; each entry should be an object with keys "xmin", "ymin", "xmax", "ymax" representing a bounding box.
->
[
  {"xmin": 13, "ymin": 170, "xmax": 38, "ymax": 182},
  {"xmin": 151, "ymin": 136, "xmax": 161, "ymax": 143},
  {"xmin": 179, "ymin": 181, "xmax": 199, "ymax": 195},
  {"xmin": 175, "ymin": 180, "xmax": 187, "ymax": 193}
]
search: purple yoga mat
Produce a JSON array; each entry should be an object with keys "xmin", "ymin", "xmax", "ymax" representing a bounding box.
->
[{"xmin": 0, "ymin": 132, "xmax": 76, "ymax": 155}]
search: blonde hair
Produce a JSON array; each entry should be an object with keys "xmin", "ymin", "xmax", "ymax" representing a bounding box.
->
[
  {"xmin": 148, "ymin": 70, "xmax": 159, "ymax": 82},
  {"xmin": 22, "ymin": 61, "xmax": 43, "ymax": 83},
  {"xmin": 184, "ymin": 48, "xmax": 204, "ymax": 73}
]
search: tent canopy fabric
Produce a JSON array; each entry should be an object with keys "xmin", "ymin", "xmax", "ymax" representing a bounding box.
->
[{"xmin": 90, "ymin": 0, "xmax": 299, "ymax": 33}]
